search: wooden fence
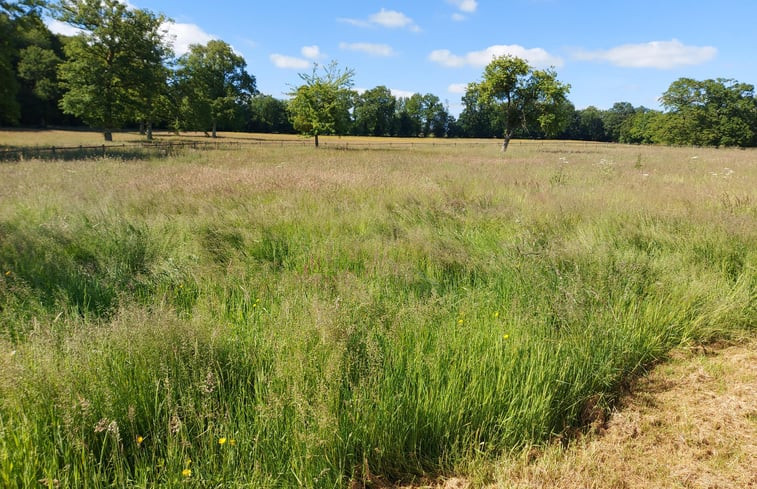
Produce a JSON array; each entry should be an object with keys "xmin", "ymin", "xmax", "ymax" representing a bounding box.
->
[{"xmin": 0, "ymin": 138, "xmax": 536, "ymax": 162}]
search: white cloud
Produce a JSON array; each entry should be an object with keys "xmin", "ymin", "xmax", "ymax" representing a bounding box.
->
[
  {"xmin": 448, "ymin": 0, "xmax": 478, "ymax": 13},
  {"xmin": 573, "ymin": 39, "xmax": 717, "ymax": 69},
  {"xmin": 46, "ymin": 19, "xmax": 85, "ymax": 37},
  {"xmin": 337, "ymin": 17, "xmax": 371, "ymax": 28},
  {"xmin": 270, "ymin": 54, "xmax": 311, "ymax": 69},
  {"xmin": 429, "ymin": 45, "xmax": 563, "ymax": 68},
  {"xmin": 447, "ymin": 83, "xmax": 468, "ymax": 94},
  {"xmin": 339, "ymin": 9, "xmax": 420, "ymax": 32},
  {"xmin": 391, "ymin": 88, "xmax": 416, "ymax": 98},
  {"xmin": 339, "ymin": 42, "xmax": 396, "ymax": 57},
  {"xmin": 301, "ymin": 45, "xmax": 323, "ymax": 60},
  {"xmin": 370, "ymin": 9, "xmax": 416, "ymax": 29},
  {"xmin": 451, "ymin": 13, "xmax": 466, "ymax": 21},
  {"xmin": 164, "ymin": 22, "xmax": 216, "ymax": 56},
  {"xmin": 46, "ymin": 16, "xmax": 216, "ymax": 57}
]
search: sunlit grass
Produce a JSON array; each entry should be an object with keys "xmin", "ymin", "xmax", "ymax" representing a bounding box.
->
[{"xmin": 0, "ymin": 138, "xmax": 755, "ymax": 487}]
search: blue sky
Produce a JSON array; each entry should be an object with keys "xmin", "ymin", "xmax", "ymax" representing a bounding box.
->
[{"xmin": 48, "ymin": 0, "xmax": 757, "ymax": 116}]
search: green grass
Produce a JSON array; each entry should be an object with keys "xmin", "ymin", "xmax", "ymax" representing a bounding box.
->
[{"xmin": 0, "ymin": 138, "xmax": 755, "ymax": 487}]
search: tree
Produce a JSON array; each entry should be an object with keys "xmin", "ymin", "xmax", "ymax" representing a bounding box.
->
[
  {"xmin": 353, "ymin": 85, "xmax": 395, "ymax": 136},
  {"xmin": 128, "ymin": 8, "xmax": 173, "ymax": 140},
  {"xmin": 471, "ymin": 55, "xmax": 570, "ymax": 151},
  {"xmin": 458, "ymin": 85, "xmax": 499, "ymax": 138},
  {"xmin": 420, "ymin": 93, "xmax": 445, "ymax": 137},
  {"xmin": 246, "ymin": 94, "xmax": 293, "ymax": 133},
  {"xmin": 1, "ymin": 0, "xmax": 49, "ymax": 125},
  {"xmin": 56, "ymin": 0, "xmax": 171, "ymax": 140},
  {"xmin": 287, "ymin": 61, "xmax": 354, "ymax": 147},
  {"xmin": 393, "ymin": 97, "xmax": 416, "ymax": 137},
  {"xmin": 619, "ymin": 108, "xmax": 664, "ymax": 144},
  {"xmin": 660, "ymin": 77, "xmax": 756, "ymax": 147},
  {"xmin": 402, "ymin": 93, "xmax": 424, "ymax": 136},
  {"xmin": 576, "ymin": 106, "xmax": 606, "ymax": 141},
  {"xmin": 175, "ymin": 40, "xmax": 256, "ymax": 137},
  {"xmin": 602, "ymin": 102, "xmax": 635, "ymax": 142}
]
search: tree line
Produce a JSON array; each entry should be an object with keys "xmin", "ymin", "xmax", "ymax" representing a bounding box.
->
[{"xmin": 2, "ymin": 0, "xmax": 756, "ymax": 147}]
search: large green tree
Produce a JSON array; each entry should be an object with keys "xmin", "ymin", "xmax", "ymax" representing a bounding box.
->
[
  {"xmin": 56, "ymin": 0, "xmax": 171, "ymax": 140},
  {"xmin": 353, "ymin": 85, "xmax": 395, "ymax": 136},
  {"xmin": 128, "ymin": 8, "xmax": 173, "ymax": 140},
  {"xmin": 458, "ymin": 85, "xmax": 500, "ymax": 138},
  {"xmin": 175, "ymin": 40, "xmax": 256, "ymax": 138},
  {"xmin": 0, "ymin": 4, "xmax": 22, "ymax": 124},
  {"xmin": 1, "ymin": 0, "xmax": 50, "ymax": 125},
  {"xmin": 601, "ymin": 102, "xmax": 636, "ymax": 142},
  {"xmin": 287, "ymin": 61, "xmax": 354, "ymax": 147},
  {"xmin": 660, "ymin": 77, "xmax": 756, "ymax": 147},
  {"xmin": 470, "ymin": 55, "xmax": 570, "ymax": 151},
  {"xmin": 246, "ymin": 94, "xmax": 293, "ymax": 133}
]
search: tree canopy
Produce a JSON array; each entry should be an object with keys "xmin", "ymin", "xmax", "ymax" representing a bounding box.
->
[
  {"xmin": 175, "ymin": 40, "xmax": 256, "ymax": 138},
  {"xmin": 287, "ymin": 61, "xmax": 354, "ymax": 147},
  {"xmin": 470, "ymin": 55, "xmax": 571, "ymax": 151},
  {"xmin": 659, "ymin": 78, "xmax": 756, "ymax": 147},
  {"xmin": 56, "ymin": 0, "xmax": 171, "ymax": 140}
]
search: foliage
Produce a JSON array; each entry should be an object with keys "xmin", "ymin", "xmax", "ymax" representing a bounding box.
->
[
  {"xmin": 602, "ymin": 101, "xmax": 636, "ymax": 142},
  {"xmin": 56, "ymin": 0, "xmax": 171, "ymax": 140},
  {"xmin": 175, "ymin": 40, "xmax": 257, "ymax": 137},
  {"xmin": 659, "ymin": 77, "xmax": 756, "ymax": 147},
  {"xmin": 353, "ymin": 85, "xmax": 395, "ymax": 136},
  {"xmin": 0, "ymin": 8, "xmax": 20, "ymax": 124},
  {"xmin": 287, "ymin": 61, "xmax": 355, "ymax": 146},
  {"xmin": 458, "ymin": 84, "xmax": 501, "ymax": 138},
  {"xmin": 245, "ymin": 94, "xmax": 294, "ymax": 133},
  {"xmin": 0, "ymin": 0, "xmax": 53, "ymax": 125},
  {"xmin": 470, "ymin": 55, "xmax": 571, "ymax": 150}
]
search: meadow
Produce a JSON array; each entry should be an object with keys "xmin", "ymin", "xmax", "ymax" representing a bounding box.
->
[{"xmin": 0, "ymin": 134, "xmax": 755, "ymax": 488}]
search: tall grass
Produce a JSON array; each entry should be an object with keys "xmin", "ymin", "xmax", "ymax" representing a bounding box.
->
[{"xmin": 0, "ymin": 140, "xmax": 755, "ymax": 487}]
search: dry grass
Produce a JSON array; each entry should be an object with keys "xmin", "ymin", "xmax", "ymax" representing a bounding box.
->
[{"xmin": 0, "ymin": 128, "xmax": 632, "ymax": 148}]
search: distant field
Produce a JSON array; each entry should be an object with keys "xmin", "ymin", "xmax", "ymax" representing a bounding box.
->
[
  {"xmin": 0, "ymin": 128, "xmax": 306, "ymax": 147},
  {"xmin": 0, "ymin": 133, "xmax": 754, "ymax": 488},
  {"xmin": 0, "ymin": 127, "xmax": 604, "ymax": 148}
]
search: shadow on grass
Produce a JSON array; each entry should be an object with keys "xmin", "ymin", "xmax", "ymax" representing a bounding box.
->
[{"xmin": 0, "ymin": 145, "xmax": 187, "ymax": 162}]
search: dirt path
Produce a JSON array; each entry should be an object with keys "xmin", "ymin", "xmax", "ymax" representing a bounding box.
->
[{"xmin": 404, "ymin": 340, "xmax": 757, "ymax": 489}]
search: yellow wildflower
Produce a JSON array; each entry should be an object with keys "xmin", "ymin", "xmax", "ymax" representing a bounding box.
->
[
  {"xmin": 229, "ymin": 439, "xmax": 236, "ymax": 446},
  {"xmin": 494, "ymin": 311, "xmax": 499, "ymax": 318},
  {"xmin": 457, "ymin": 319, "xmax": 463, "ymax": 325},
  {"xmin": 4, "ymin": 271, "xmax": 10, "ymax": 276},
  {"xmin": 218, "ymin": 437, "xmax": 227, "ymax": 445},
  {"xmin": 136, "ymin": 435, "xmax": 144, "ymax": 445},
  {"xmin": 182, "ymin": 468, "xmax": 191, "ymax": 477},
  {"xmin": 503, "ymin": 334, "xmax": 510, "ymax": 340}
]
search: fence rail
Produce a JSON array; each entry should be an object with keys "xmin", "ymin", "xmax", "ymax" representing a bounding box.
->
[
  {"xmin": 0, "ymin": 140, "xmax": 263, "ymax": 161},
  {"xmin": 0, "ymin": 138, "xmax": 549, "ymax": 162}
]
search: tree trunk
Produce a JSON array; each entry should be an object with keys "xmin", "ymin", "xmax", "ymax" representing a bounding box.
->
[
  {"xmin": 501, "ymin": 131, "xmax": 512, "ymax": 152},
  {"xmin": 212, "ymin": 121, "xmax": 217, "ymax": 138},
  {"xmin": 139, "ymin": 121, "xmax": 145, "ymax": 135},
  {"xmin": 104, "ymin": 130, "xmax": 113, "ymax": 142},
  {"xmin": 314, "ymin": 133, "xmax": 319, "ymax": 147},
  {"xmin": 146, "ymin": 122, "xmax": 153, "ymax": 141}
]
